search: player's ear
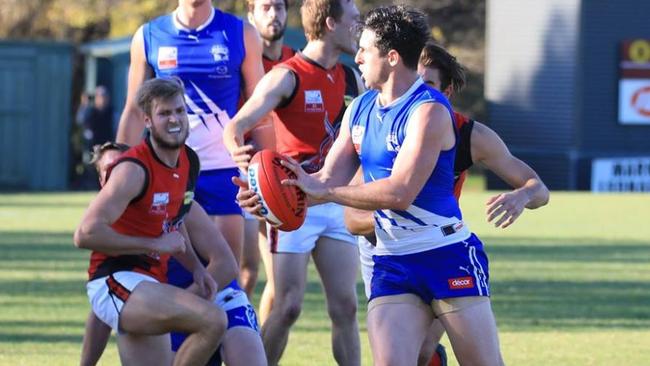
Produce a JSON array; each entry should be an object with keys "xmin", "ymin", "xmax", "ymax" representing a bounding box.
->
[
  {"xmin": 387, "ymin": 49, "xmax": 400, "ymax": 67},
  {"xmin": 325, "ymin": 16, "xmax": 337, "ymax": 32},
  {"xmin": 247, "ymin": 11, "xmax": 255, "ymax": 25},
  {"xmin": 444, "ymin": 86, "xmax": 453, "ymax": 99}
]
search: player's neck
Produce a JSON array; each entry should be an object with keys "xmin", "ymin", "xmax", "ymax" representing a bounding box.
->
[
  {"xmin": 377, "ymin": 71, "xmax": 419, "ymax": 106},
  {"xmin": 176, "ymin": 3, "xmax": 212, "ymax": 29},
  {"xmin": 263, "ymin": 39, "xmax": 284, "ymax": 61},
  {"xmin": 302, "ymin": 40, "xmax": 340, "ymax": 70},
  {"xmin": 150, "ymin": 140, "xmax": 181, "ymax": 168}
]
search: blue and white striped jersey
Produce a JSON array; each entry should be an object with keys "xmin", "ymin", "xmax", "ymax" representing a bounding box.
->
[
  {"xmin": 348, "ymin": 78, "xmax": 471, "ymax": 255},
  {"xmin": 143, "ymin": 7, "xmax": 245, "ymax": 170}
]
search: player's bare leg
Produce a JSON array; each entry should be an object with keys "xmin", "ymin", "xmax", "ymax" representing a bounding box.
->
[
  {"xmin": 117, "ymin": 333, "xmax": 173, "ymax": 366},
  {"xmin": 258, "ymin": 223, "xmax": 274, "ymax": 325},
  {"xmin": 418, "ymin": 319, "xmax": 445, "ymax": 366},
  {"xmin": 118, "ymin": 281, "xmax": 226, "ymax": 366},
  {"xmin": 260, "ymin": 252, "xmax": 310, "ymax": 366},
  {"xmin": 240, "ymin": 218, "xmax": 261, "ymax": 297},
  {"xmin": 212, "ymin": 214, "xmax": 245, "ymax": 266},
  {"xmin": 437, "ymin": 297, "xmax": 504, "ymax": 366},
  {"xmin": 221, "ymin": 327, "xmax": 268, "ymax": 366},
  {"xmin": 80, "ymin": 312, "xmax": 111, "ymax": 366},
  {"xmin": 312, "ymin": 237, "xmax": 360, "ymax": 366},
  {"xmin": 367, "ymin": 294, "xmax": 433, "ymax": 366}
]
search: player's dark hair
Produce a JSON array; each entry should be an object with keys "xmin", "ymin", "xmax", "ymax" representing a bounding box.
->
[
  {"xmin": 136, "ymin": 77, "xmax": 185, "ymax": 117},
  {"xmin": 90, "ymin": 141, "xmax": 130, "ymax": 172},
  {"xmin": 362, "ymin": 5, "xmax": 430, "ymax": 70},
  {"xmin": 419, "ymin": 41, "xmax": 466, "ymax": 94}
]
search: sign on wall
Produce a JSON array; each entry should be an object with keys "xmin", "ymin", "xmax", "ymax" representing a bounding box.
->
[
  {"xmin": 619, "ymin": 39, "xmax": 650, "ymax": 125},
  {"xmin": 591, "ymin": 157, "xmax": 650, "ymax": 192}
]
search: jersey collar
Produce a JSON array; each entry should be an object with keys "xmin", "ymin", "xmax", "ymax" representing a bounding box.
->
[
  {"xmin": 377, "ymin": 77, "xmax": 424, "ymax": 111},
  {"xmin": 172, "ymin": 6, "xmax": 215, "ymax": 33}
]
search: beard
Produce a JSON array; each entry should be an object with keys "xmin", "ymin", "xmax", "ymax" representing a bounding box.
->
[
  {"xmin": 149, "ymin": 124, "xmax": 188, "ymax": 150},
  {"xmin": 262, "ymin": 22, "xmax": 286, "ymax": 42}
]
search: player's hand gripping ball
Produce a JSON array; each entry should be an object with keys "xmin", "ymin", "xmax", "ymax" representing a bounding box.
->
[{"xmin": 248, "ymin": 150, "xmax": 307, "ymax": 231}]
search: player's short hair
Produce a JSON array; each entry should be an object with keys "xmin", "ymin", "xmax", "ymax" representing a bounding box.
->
[
  {"xmin": 301, "ymin": 0, "xmax": 345, "ymax": 41},
  {"xmin": 136, "ymin": 77, "xmax": 185, "ymax": 117},
  {"xmin": 362, "ymin": 5, "xmax": 430, "ymax": 70},
  {"xmin": 419, "ymin": 41, "xmax": 466, "ymax": 94},
  {"xmin": 247, "ymin": 0, "xmax": 289, "ymax": 13},
  {"xmin": 90, "ymin": 141, "xmax": 130, "ymax": 172}
]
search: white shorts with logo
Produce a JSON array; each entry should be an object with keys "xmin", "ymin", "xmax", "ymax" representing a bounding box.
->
[
  {"xmin": 86, "ymin": 271, "xmax": 158, "ymax": 331},
  {"xmin": 268, "ymin": 202, "xmax": 355, "ymax": 253}
]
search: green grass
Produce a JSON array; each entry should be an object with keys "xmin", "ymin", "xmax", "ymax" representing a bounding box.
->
[{"xmin": 0, "ymin": 190, "xmax": 649, "ymax": 365}]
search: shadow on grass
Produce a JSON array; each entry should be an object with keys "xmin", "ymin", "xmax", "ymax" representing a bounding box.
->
[
  {"xmin": 481, "ymin": 236, "xmax": 650, "ymax": 264},
  {"xmin": 0, "ymin": 231, "xmax": 86, "ymax": 263},
  {"xmin": 0, "ymin": 332, "xmax": 82, "ymax": 344}
]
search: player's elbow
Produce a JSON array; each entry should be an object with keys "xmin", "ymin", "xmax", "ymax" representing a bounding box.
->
[
  {"xmin": 343, "ymin": 208, "xmax": 374, "ymax": 236},
  {"xmin": 73, "ymin": 225, "xmax": 91, "ymax": 249},
  {"xmin": 387, "ymin": 188, "xmax": 416, "ymax": 211}
]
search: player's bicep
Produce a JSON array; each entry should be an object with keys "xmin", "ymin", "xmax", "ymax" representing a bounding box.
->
[
  {"xmin": 391, "ymin": 103, "xmax": 451, "ymax": 193},
  {"xmin": 83, "ymin": 162, "xmax": 145, "ymax": 227},
  {"xmin": 117, "ymin": 27, "xmax": 152, "ymax": 145},
  {"xmin": 236, "ymin": 69, "xmax": 294, "ymax": 130},
  {"xmin": 472, "ymin": 122, "xmax": 538, "ymax": 188},
  {"xmin": 241, "ymin": 23, "xmax": 265, "ymax": 99}
]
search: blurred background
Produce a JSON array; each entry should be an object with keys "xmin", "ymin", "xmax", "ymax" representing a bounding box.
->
[{"xmin": 0, "ymin": 0, "xmax": 648, "ymax": 192}]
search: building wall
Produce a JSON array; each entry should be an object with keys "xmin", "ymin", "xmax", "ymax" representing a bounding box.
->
[
  {"xmin": 578, "ymin": 0, "xmax": 650, "ymax": 155},
  {"xmin": 0, "ymin": 42, "xmax": 72, "ymax": 190},
  {"xmin": 485, "ymin": 0, "xmax": 581, "ymax": 189}
]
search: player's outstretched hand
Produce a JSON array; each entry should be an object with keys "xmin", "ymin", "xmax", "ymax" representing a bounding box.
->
[
  {"xmin": 155, "ymin": 231, "xmax": 187, "ymax": 254},
  {"xmin": 486, "ymin": 190, "xmax": 528, "ymax": 228},
  {"xmin": 232, "ymin": 176, "xmax": 264, "ymax": 219},
  {"xmin": 280, "ymin": 158, "xmax": 328, "ymax": 200},
  {"xmin": 192, "ymin": 266, "xmax": 218, "ymax": 301}
]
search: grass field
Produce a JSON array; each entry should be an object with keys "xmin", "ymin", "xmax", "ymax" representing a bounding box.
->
[{"xmin": 0, "ymin": 185, "xmax": 649, "ymax": 365}]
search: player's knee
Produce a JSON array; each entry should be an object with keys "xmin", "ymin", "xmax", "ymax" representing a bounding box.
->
[
  {"xmin": 200, "ymin": 306, "xmax": 227, "ymax": 341},
  {"xmin": 278, "ymin": 299, "xmax": 302, "ymax": 324},
  {"xmin": 327, "ymin": 295, "xmax": 358, "ymax": 324}
]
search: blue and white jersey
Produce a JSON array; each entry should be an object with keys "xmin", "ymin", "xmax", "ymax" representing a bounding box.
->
[
  {"xmin": 144, "ymin": 7, "xmax": 245, "ymax": 170},
  {"xmin": 348, "ymin": 78, "xmax": 471, "ymax": 255}
]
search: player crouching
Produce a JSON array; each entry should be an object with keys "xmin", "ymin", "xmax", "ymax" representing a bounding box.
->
[{"xmin": 74, "ymin": 78, "xmax": 227, "ymax": 365}]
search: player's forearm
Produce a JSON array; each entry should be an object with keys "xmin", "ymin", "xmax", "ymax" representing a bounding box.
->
[
  {"xmin": 325, "ymin": 178, "xmax": 414, "ymax": 211},
  {"xmin": 204, "ymin": 256, "xmax": 238, "ymax": 291},
  {"xmin": 171, "ymin": 241, "xmax": 203, "ymax": 275},
  {"xmin": 116, "ymin": 106, "xmax": 145, "ymax": 146},
  {"xmin": 73, "ymin": 221, "xmax": 155, "ymax": 255},
  {"xmin": 518, "ymin": 178, "xmax": 550, "ymax": 210}
]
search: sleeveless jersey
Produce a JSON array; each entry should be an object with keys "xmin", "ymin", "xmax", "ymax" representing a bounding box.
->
[
  {"xmin": 274, "ymin": 53, "xmax": 358, "ymax": 173},
  {"xmin": 348, "ymin": 78, "xmax": 471, "ymax": 255},
  {"xmin": 87, "ymin": 138, "xmax": 200, "ymax": 282},
  {"xmin": 143, "ymin": 7, "xmax": 245, "ymax": 170},
  {"xmin": 453, "ymin": 112, "xmax": 475, "ymax": 199},
  {"xmin": 262, "ymin": 45, "xmax": 295, "ymax": 72}
]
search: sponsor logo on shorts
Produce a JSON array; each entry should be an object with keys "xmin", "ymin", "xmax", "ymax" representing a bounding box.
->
[{"xmin": 448, "ymin": 276, "xmax": 474, "ymax": 290}]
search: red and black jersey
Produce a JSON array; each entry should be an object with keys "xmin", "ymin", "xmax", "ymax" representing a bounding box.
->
[
  {"xmin": 262, "ymin": 45, "xmax": 295, "ymax": 73},
  {"xmin": 274, "ymin": 53, "xmax": 359, "ymax": 173},
  {"xmin": 453, "ymin": 111, "xmax": 475, "ymax": 200},
  {"xmin": 87, "ymin": 138, "xmax": 200, "ymax": 282}
]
